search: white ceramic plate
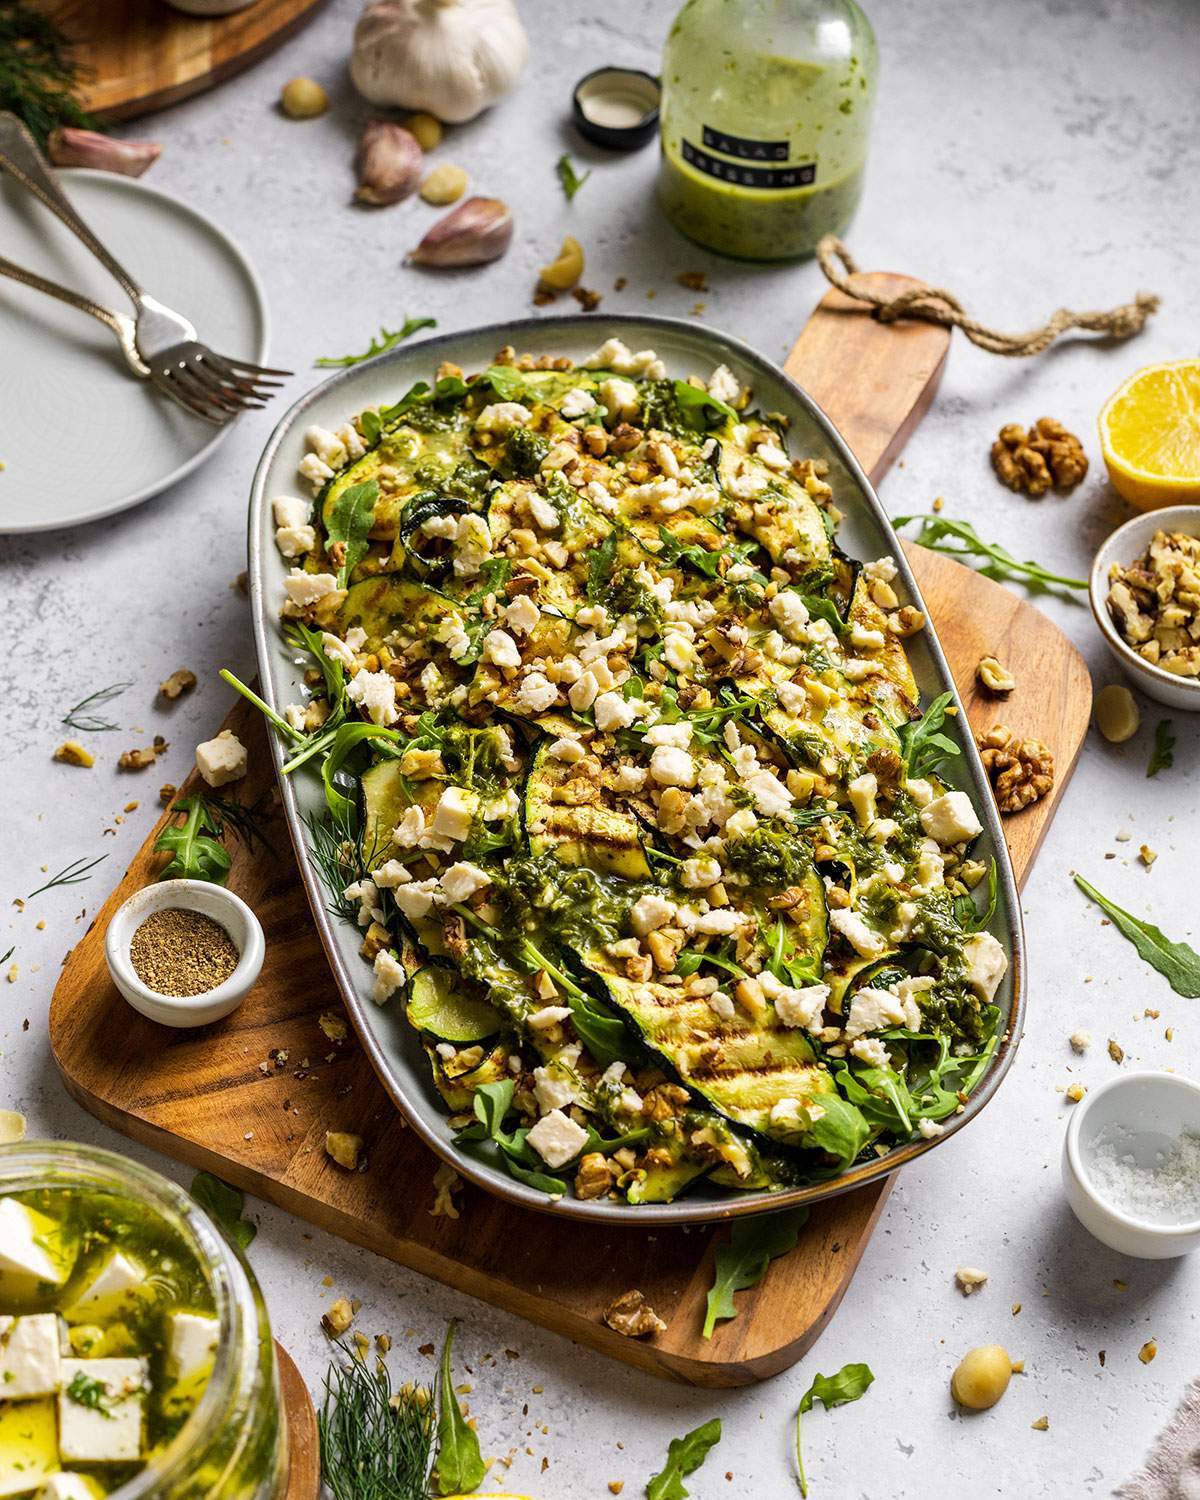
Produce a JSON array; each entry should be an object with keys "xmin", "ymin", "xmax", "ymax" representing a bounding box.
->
[
  {"xmin": 0, "ymin": 170, "xmax": 268, "ymax": 534},
  {"xmin": 249, "ymin": 316, "xmax": 1026, "ymax": 1224}
]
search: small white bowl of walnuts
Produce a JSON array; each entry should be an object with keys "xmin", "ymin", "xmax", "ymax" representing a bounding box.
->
[{"xmin": 1090, "ymin": 505, "xmax": 1200, "ymax": 711}]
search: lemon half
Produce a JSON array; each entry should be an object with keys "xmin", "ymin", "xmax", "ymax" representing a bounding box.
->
[{"xmin": 1099, "ymin": 359, "xmax": 1200, "ymax": 510}]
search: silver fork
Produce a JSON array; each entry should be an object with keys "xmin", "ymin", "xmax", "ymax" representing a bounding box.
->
[{"xmin": 0, "ymin": 112, "xmax": 290, "ymax": 424}]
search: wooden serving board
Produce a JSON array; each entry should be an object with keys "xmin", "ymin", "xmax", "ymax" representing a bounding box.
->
[
  {"xmin": 49, "ymin": 277, "xmax": 1092, "ymax": 1387},
  {"xmin": 41, "ymin": 0, "xmax": 332, "ymax": 123}
]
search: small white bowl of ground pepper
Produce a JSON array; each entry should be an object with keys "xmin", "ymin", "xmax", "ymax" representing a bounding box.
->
[{"xmin": 105, "ymin": 879, "xmax": 265, "ymax": 1027}]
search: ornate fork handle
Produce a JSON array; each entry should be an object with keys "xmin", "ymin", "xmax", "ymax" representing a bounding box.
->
[
  {"xmin": 0, "ymin": 112, "xmax": 144, "ymax": 307},
  {"xmin": 0, "ymin": 255, "xmax": 148, "ymax": 376}
]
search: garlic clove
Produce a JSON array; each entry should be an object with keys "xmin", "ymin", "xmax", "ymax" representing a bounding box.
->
[
  {"xmin": 419, "ymin": 163, "xmax": 468, "ymax": 205},
  {"xmin": 355, "ymin": 120, "xmax": 423, "ymax": 206},
  {"xmin": 538, "ymin": 235, "xmax": 584, "ymax": 293},
  {"xmin": 47, "ymin": 128, "xmax": 162, "ymax": 178},
  {"xmin": 410, "ymin": 196, "xmax": 513, "ymax": 267}
]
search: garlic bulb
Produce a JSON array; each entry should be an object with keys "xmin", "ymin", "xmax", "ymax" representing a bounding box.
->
[{"xmin": 350, "ymin": 0, "xmax": 529, "ymax": 124}]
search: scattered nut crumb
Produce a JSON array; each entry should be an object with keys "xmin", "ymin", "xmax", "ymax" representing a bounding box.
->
[
  {"xmin": 159, "ymin": 783, "xmax": 177, "ymax": 805},
  {"xmin": 5, "ymin": 963, "xmax": 16, "ymax": 985},
  {"xmin": 677, "ymin": 270, "xmax": 708, "ymax": 292},
  {"xmin": 1065, "ymin": 1083, "xmax": 1087, "ymax": 1103},
  {"xmin": 603, "ymin": 1289, "xmax": 666, "ymax": 1339},
  {"xmin": 322, "ymin": 1297, "xmax": 356, "ymax": 1337},
  {"xmin": 1069, "ymin": 1031, "xmax": 1091, "ymax": 1054},
  {"xmin": 1012, "ymin": 1303, "xmax": 1021, "ymax": 1316},
  {"xmin": 319, "ymin": 1010, "xmax": 349, "ymax": 1042},
  {"xmin": 0, "ymin": 1109, "xmax": 26, "ymax": 1144},
  {"xmin": 1139, "ymin": 844, "xmax": 1158, "ymax": 868},
  {"xmin": 325, "ymin": 1131, "xmax": 363, "ymax": 1171},
  {"xmin": 119, "ymin": 741, "xmax": 165, "ymax": 772},
  {"xmin": 976, "ymin": 656, "xmax": 1016, "ymax": 695},
  {"xmin": 159, "ymin": 668, "xmax": 197, "ymax": 701},
  {"xmin": 991, "ymin": 418, "xmax": 1087, "ymax": 496},
  {"xmin": 1139, "ymin": 1340, "xmax": 1157, "ymax": 1364},
  {"xmin": 53, "ymin": 741, "xmax": 94, "ymax": 767},
  {"xmin": 430, "ymin": 1161, "xmax": 463, "ymax": 1219},
  {"xmin": 955, "ymin": 1267, "xmax": 989, "ymax": 1295},
  {"xmin": 572, "ymin": 286, "xmax": 601, "ymax": 312},
  {"xmin": 1031, "ymin": 1415, "xmax": 1049, "ymax": 1431},
  {"xmin": 932, "ymin": 495, "xmax": 945, "ymax": 512},
  {"xmin": 1108, "ymin": 1039, "xmax": 1125, "ymax": 1065}
]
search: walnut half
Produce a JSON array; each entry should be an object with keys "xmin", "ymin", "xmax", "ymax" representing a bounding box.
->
[
  {"xmin": 991, "ymin": 418, "xmax": 1088, "ymax": 497},
  {"xmin": 976, "ymin": 724, "xmax": 1054, "ymax": 813},
  {"xmin": 603, "ymin": 1289, "xmax": 667, "ymax": 1339}
]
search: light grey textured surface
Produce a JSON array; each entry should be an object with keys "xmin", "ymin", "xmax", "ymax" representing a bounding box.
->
[{"xmin": 2, "ymin": 0, "xmax": 1199, "ymax": 1493}]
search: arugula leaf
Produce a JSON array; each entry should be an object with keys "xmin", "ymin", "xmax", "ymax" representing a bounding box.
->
[
  {"xmin": 806, "ymin": 1094, "xmax": 870, "ymax": 1167},
  {"xmin": 1147, "ymin": 719, "xmax": 1175, "ymax": 777},
  {"xmin": 586, "ymin": 529, "xmax": 621, "ymax": 600},
  {"xmin": 479, "ymin": 364, "xmax": 528, "ymax": 402},
  {"xmin": 326, "ymin": 479, "xmax": 379, "ymax": 587},
  {"xmin": 471, "ymin": 1079, "xmax": 515, "ymax": 1138},
  {"xmin": 702, "ymin": 1208, "xmax": 809, "ymax": 1338},
  {"xmin": 645, "ymin": 1418, "xmax": 722, "ymax": 1500},
  {"xmin": 556, "ymin": 152, "xmax": 591, "ymax": 201},
  {"xmin": 320, "ymin": 721, "xmax": 401, "ymax": 824},
  {"xmin": 359, "ymin": 408, "xmax": 382, "ymax": 446},
  {"xmin": 894, "ymin": 513, "xmax": 1086, "ymax": 593},
  {"xmin": 154, "ymin": 798, "xmax": 231, "ymax": 884},
  {"xmin": 315, "ymin": 315, "xmax": 436, "ymax": 368},
  {"xmin": 794, "ymin": 1363, "xmax": 874, "ymax": 1497},
  {"xmin": 671, "ymin": 379, "xmax": 738, "ymax": 431},
  {"xmin": 898, "ymin": 691, "xmax": 961, "ymax": 780},
  {"xmin": 433, "ymin": 1321, "xmax": 485, "ymax": 1496},
  {"xmin": 1074, "ymin": 874, "xmax": 1200, "ymax": 997},
  {"xmin": 190, "ymin": 1172, "xmax": 257, "ymax": 1251}
]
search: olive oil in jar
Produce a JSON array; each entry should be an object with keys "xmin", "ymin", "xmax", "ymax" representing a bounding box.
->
[{"xmin": 659, "ymin": 0, "xmax": 877, "ymax": 260}]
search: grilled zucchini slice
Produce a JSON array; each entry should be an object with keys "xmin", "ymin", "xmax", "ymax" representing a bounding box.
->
[{"xmin": 523, "ymin": 740, "xmax": 653, "ymax": 880}]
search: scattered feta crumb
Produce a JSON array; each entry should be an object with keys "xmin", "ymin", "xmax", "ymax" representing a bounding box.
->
[{"xmin": 195, "ymin": 730, "xmax": 247, "ymax": 788}]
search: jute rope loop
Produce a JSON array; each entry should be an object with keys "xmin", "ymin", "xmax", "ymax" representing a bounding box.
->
[{"xmin": 816, "ymin": 236, "xmax": 1160, "ymax": 357}]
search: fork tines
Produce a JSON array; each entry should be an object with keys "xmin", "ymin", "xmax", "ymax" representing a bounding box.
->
[{"xmin": 149, "ymin": 342, "xmax": 292, "ymax": 425}]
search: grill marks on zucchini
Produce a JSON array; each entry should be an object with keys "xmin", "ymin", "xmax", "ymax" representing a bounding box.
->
[{"xmin": 524, "ymin": 740, "xmax": 652, "ymax": 880}]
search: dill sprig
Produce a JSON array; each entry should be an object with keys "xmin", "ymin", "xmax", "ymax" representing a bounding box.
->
[
  {"xmin": 0, "ymin": 4, "xmax": 105, "ymax": 145},
  {"xmin": 318, "ymin": 1340, "xmax": 434, "ymax": 1500},
  {"xmin": 26, "ymin": 853, "xmax": 107, "ymax": 901},
  {"xmin": 201, "ymin": 792, "xmax": 275, "ymax": 855},
  {"xmin": 62, "ymin": 681, "xmax": 133, "ymax": 733}
]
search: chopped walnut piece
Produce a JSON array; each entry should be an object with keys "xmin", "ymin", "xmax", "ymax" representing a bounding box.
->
[
  {"xmin": 159, "ymin": 668, "xmax": 197, "ymax": 701},
  {"xmin": 159, "ymin": 783, "xmax": 177, "ymax": 806},
  {"xmin": 318, "ymin": 1010, "xmax": 349, "ymax": 1042},
  {"xmin": 53, "ymin": 741, "xmax": 94, "ymax": 767},
  {"xmin": 976, "ymin": 656, "xmax": 1016, "ymax": 696},
  {"xmin": 572, "ymin": 286, "xmax": 601, "ymax": 312},
  {"xmin": 1031, "ymin": 1415, "xmax": 1050, "ymax": 1431},
  {"xmin": 1139, "ymin": 1339, "xmax": 1157, "ymax": 1364},
  {"xmin": 1138, "ymin": 844, "xmax": 1158, "ymax": 868},
  {"xmin": 430, "ymin": 1161, "xmax": 463, "ymax": 1219},
  {"xmin": 119, "ymin": 745, "xmax": 159, "ymax": 771},
  {"xmin": 325, "ymin": 1131, "xmax": 363, "ymax": 1171},
  {"xmin": 1108, "ymin": 1039, "xmax": 1125, "ymax": 1064},
  {"xmin": 603, "ymin": 1289, "xmax": 667, "ymax": 1339},
  {"xmin": 991, "ymin": 417, "xmax": 1088, "ymax": 497},
  {"xmin": 1105, "ymin": 531, "xmax": 1200, "ymax": 678},
  {"xmin": 975, "ymin": 725, "xmax": 1054, "ymax": 813},
  {"xmin": 574, "ymin": 1152, "xmax": 618, "ymax": 1200}
]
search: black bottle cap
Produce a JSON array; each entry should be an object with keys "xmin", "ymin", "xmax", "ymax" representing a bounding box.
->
[{"xmin": 572, "ymin": 67, "xmax": 661, "ymax": 150}]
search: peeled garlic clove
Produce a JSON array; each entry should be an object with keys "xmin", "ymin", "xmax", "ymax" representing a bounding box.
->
[
  {"xmin": 419, "ymin": 163, "xmax": 468, "ymax": 206},
  {"xmin": 47, "ymin": 128, "xmax": 162, "ymax": 178},
  {"xmin": 1094, "ymin": 682, "xmax": 1139, "ymax": 743},
  {"xmin": 0, "ymin": 1110, "xmax": 26, "ymax": 1145},
  {"xmin": 410, "ymin": 196, "xmax": 513, "ymax": 267},
  {"xmin": 538, "ymin": 234, "xmax": 584, "ymax": 293},
  {"xmin": 355, "ymin": 121, "xmax": 423, "ymax": 206}
]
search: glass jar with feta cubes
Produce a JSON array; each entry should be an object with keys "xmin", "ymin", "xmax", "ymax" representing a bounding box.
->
[{"xmin": 0, "ymin": 1143, "xmax": 285, "ymax": 1500}]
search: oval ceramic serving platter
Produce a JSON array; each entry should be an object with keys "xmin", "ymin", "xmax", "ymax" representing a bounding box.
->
[{"xmin": 248, "ymin": 314, "xmax": 1026, "ymax": 1226}]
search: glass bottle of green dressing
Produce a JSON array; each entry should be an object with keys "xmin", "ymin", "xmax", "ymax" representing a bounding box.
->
[{"xmin": 659, "ymin": 0, "xmax": 877, "ymax": 260}]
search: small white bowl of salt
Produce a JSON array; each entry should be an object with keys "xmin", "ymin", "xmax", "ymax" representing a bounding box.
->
[{"xmin": 1063, "ymin": 1071, "xmax": 1200, "ymax": 1258}]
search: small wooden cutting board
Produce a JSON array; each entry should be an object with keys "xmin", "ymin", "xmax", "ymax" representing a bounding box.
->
[{"xmin": 49, "ymin": 277, "xmax": 1092, "ymax": 1386}]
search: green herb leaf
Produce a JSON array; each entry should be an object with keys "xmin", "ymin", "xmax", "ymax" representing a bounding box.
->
[
  {"xmin": 894, "ymin": 513, "xmax": 1087, "ymax": 593},
  {"xmin": 587, "ymin": 530, "xmax": 621, "ymax": 600},
  {"xmin": 671, "ymin": 380, "xmax": 738, "ymax": 431},
  {"xmin": 24, "ymin": 853, "xmax": 108, "ymax": 901},
  {"xmin": 556, "ymin": 152, "xmax": 591, "ymax": 201},
  {"xmin": 433, "ymin": 1321, "xmax": 486, "ymax": 1496},
  {"xmin": 646, "ymin": 1418, "xmax": 722, "ymax": 1500},
  {"xmin": 898, "ymin": 691, "xmax": 961, "ymax": 781},
  {"xmin": 1074, "ymin": 874, "xmax": 1200, "ymax": 997},
  {"xmin": 190, "ymin": 1172, "xmax": 257, "ymax": 1251},
  {"xmin": 61, "ymin": 680, "xmax": 132, "ymax": 733},
  {"xmin": 1147, "ymin": 719, "xmax": 1176, "ymax": 777},
  {"xmin": 326, "ymin": 479, "xmax": 379, "ymax": 587},
  {"xmin": 795, "ymin": 1363, "xmax": 874, "ymax": 1496},
  {"xmin": 66, "ymin": 1369, "xmax": 115, "ymax": 1417},
  {"xmin": 0, "ymin": 4, "xmax": 105, "ymax": 144},
  {"xmin": 702, "ymin": 1207, "xmax": 809, "ymax": 1338},
  {"xmin": 154, "ymin": 798, "xmax": 231, "ymax": 884},
  {"xmin": 806, "ymin": 1094, "xmax": 870, "ymax": 1167},
  {"xmin": 315, "ymin": 316, "xmax": 436, "ymax": 368},
  {"xmin": 319, "ymin": 1336, "xmax": 434, "ymax": 1500}
]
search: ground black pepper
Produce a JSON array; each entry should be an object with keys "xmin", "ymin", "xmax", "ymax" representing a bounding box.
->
[{"xmin": 129, "ymin": 907, "xmax": 239, "ymax": 996}]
